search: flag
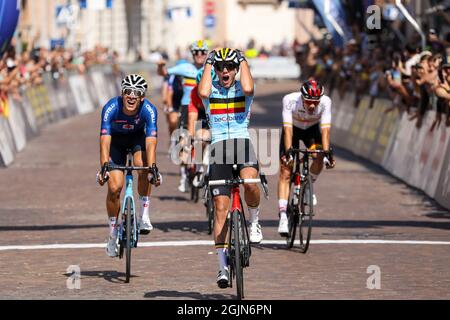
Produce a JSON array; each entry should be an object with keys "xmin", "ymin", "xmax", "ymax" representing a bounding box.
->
[{"xmin": 312, "ymin": 0, "xmax": 353, "ymax": 47}]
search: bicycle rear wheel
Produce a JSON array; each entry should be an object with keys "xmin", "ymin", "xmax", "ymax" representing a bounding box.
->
[
  {"xmin": 191, "ymin": 185, "xmax": 199, "ymax": 203},
  {"xmin": 232, "ymin": 210, "xmax": 244, "ymax": 300},
  {"xmin": 299, "ymin": 175, "xmax": 313, "ymax": 253},
  {"xmin": 206, "ymin": 190, "xmax": 214, "ymax": 235},
  {"xmin": 125, "ymin": 197, "xmax": 132, "ymax": 283}
]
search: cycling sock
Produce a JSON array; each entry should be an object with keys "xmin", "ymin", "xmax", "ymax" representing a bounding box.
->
[
  {"xmin": 279, "ymin": 211, "xmax": 288, "ymax": 220},
  {"xmin": 180, "ymin": 165, "xmax": 187, "ymax": 181},
  {"xmin": 279, "ymin": 199, "xmax": 288, "ymax": 214},
  {"xmin": 140, "ymin": 196, "xmax": 150, "ymax": 220},
  {"xmin": 248, "ymin": 206, "xmax": 260, "ymax": 224},
  {"xmin": 216, "ymin": 247, "xmax": 228, "ymax": 271},
  {"xmin": 109, "ymin": 217, "xmax": 118, "ymax": 238},
  {"xmin": 311, "ymin": 173, "xmax": 319, "ymax": 183}
]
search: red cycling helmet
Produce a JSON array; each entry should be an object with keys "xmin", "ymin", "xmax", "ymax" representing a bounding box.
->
[{"xmin": 301, "ymin": 79, "xmax": 324, "ymax": 100}]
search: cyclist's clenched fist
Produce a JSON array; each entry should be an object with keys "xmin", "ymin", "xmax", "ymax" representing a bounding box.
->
[{"xmin": 96, "ymin": 162, "xmax": 110, "ymax": 186}]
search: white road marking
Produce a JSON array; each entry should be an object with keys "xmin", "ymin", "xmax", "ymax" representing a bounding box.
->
[{"xmin": 0, "ymin": 239, "xmax": 450, "ymax": 251}]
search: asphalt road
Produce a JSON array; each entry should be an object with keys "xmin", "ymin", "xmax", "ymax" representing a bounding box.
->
[{"xmin": 0, "ymin": 80, "xmax": 449, "ymax": 300}]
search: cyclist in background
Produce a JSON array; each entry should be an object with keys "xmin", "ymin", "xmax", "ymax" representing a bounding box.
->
[
  {"xmin": 198, "ymin": 48, "xmax": 262, "ymax": 288},
  {"xmin": 157, "ymin": 41, "xmax": 209, "ymax": 193},
  {"xmin": 277, "ymin": 79, "xmax": 335, "ymax": 236},
  {"xmin": 162, "ymin": 60, "xmax": 185, "ymax": 153},
  {"xmin": 96, "ymin": 74, "xmax": 161, "ymax": 258},
  {"xmin": 186, "ymin": 69, "xmax": 218, "ymax": 165}
]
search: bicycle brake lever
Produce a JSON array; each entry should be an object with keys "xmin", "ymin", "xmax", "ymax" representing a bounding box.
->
[{"xmin": 260, "ymin": 173, "xmax": 269, "ymax": 200}]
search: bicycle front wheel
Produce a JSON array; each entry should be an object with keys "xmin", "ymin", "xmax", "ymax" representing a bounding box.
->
[
  {"xmin": 286, "ymin": 182, "xmax": 299, "ymax": 249},
  {"xmin": 125, "ymin": 197, "xmax": 132, "ymax": 283},
  {"xmin": 232, "ymin": 210, "xmax": 244, "ymax": 300},
  {"xmin": 299, "ymin": 175, "xmax": 314, "ymax": 253}
]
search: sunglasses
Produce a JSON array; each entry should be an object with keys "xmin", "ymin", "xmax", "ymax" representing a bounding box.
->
[
  {"xmin": 122, "ymin": 87, "xmax": 144, "ymax": 97},
  {"xmin": 215, "ymin": 62, "xmax": 238, "ymax": 72},
  {"xmin": 192, "ymin": 49, "xmax": 208, "ymax": 56},
  {"xmin": 303, "ymin": 98, "xmax": 320, "ymax": 106}
]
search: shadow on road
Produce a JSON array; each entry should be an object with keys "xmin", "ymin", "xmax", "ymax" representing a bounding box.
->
[
  {"xmin": 144, "ymin": 290, "xmax": 234, "ymax": 300},
  {"xmin": 0, "ymin": 224, "xmax": 105, "ymax": 232},
  {"xmin": 76, "ymin": 270, "xmax": 135, "ymax": 284},
  {"xmin": 154, "ymin": 221, "xmax": 209, "ymax": 234},
  {"xmin": 259, "ymin": 219, "xmax": 450, "ymax": 231},
  {"xmin": 153, "ymin": 195, "xmax": 189, "ymax": 202}
]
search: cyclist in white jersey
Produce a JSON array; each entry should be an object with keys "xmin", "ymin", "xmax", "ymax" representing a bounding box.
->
[{"xmin": 277, "ymin": 79, "xmax": 336, "ymax": 236}]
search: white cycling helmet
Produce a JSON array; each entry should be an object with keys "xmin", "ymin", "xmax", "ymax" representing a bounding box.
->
[
  {"xmin": 190, "ymin": 40, "xmax": 209, "ymax": 52},
  {"xmin": 121, "ymin": 74, "xmax": 148, "ymax": 94}
]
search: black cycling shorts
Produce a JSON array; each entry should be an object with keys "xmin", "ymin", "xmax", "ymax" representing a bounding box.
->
[
  {"xmin": 209, "ymin": 138, "xmax": 259, "ymax": 197},
  {"xmin": 279, "ymin": 124, "xmax": 322, "ymax": 158},
  {"xmin": 109, "ymin": 131, "xmax": 146, "ymax": 168}
]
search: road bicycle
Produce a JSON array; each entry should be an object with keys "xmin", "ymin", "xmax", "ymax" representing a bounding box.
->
[
  {"xmin": 209, "ymin": 165, "xmax": 268, "ymax": 299},
  {"xmin": 107, "ymin": 154, "xmax": 159, "ymax": 283},
  {"xmin": 286, "ymin": 148, "xmax": 332, "ymax": 253}
]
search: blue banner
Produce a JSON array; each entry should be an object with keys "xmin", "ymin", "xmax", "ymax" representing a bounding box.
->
[
  {"xmin": 311, "ymin": 0, "xmax": 352, "ymax": 47},
  {"xmin": 0, "ymin": 0, "xmax": 20, "ymax": 56}
]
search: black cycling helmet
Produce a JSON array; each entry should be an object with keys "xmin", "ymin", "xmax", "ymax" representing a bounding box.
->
[{"xmin": 301, "ymin": 79, "xmax": 324, "ymax": 100}]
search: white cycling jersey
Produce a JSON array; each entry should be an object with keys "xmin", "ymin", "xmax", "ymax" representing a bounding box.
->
[{"xmin": 282, "ymin": 92, "xmax": 332, "ymax": 130}]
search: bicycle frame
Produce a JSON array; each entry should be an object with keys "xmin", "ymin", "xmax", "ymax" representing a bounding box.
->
[{"xmin": 118, "ymin": 169, "xmax": 138, "ymax": 247}]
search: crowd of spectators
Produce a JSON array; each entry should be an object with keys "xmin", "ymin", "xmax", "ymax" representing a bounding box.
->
[
  {"xmin": 295, "ymin": 23, "xmax": 450, "ymax": 130},
  {"xmin": 0, "ymin": 39, "xmax": 119, "ymax": 104}
]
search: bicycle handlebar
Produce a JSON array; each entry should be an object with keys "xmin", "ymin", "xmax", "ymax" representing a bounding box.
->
[
  {"xmin": 209, "ymin": 174, "xmax": 269, "ymax": 200},
  {"xmin": 290, "ymin": 148, "xmax": 331, "ymax": 155},
  {"xmin": 107, "ymin": 165, "xmax": 151, "ymax": 171},
  {"xmin": 209, "ymin": 178, "xmax": 261, "ymax": 186}
]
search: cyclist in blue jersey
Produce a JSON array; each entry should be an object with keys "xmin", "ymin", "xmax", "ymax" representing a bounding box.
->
[
  {"xmin": 162, "ymin": 59, "xmax": 187, "ymax": 153},
  {"xmin": 157, "ymin": 41, "xmax": 209, "ymax": 193},
  {"xmin": 198, "ymin": 48, "xmax": 262, "ymax": 288},
  {"xmin": 97, "ymin": 74, "xmax": 161, "ymax": 258}
]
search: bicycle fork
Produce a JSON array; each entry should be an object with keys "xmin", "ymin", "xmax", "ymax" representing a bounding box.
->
[{"xmin": 119, "ymin": 175, "xmax": 139, "ymax": 248}]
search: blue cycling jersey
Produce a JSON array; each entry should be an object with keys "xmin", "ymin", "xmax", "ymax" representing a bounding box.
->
[
  {"xmin": 167, "ymin": 62, "xmax": 200, "ymax": 105},
  {"xmin": 100, "ymin": 97, "xmax": 158, "ymax": 137},
  {"xmin": 202, "ymin": 80, "xmax": 255, "ymax": 145}
]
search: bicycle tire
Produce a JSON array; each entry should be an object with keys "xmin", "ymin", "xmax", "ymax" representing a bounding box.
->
[
  {"xmin": 227, "ymin": 215, "xmax": 234, "ymax": 290},
  {"xmin": 286, "ymin": 181, "xmax": 299, "ymax": 249},
  {"xmin": 299, "ymin": 175, "xmax": 313, "ymax": 253},
  {"xmin": 206, "ymin": 191, "xmax": 214, "ymax": 235},
  {"xmin": 125, "ymin": 197, "xmax": 132, "ymax": 283},
  {"xmin": 233, "ymin": 210, "xmax": 244, "ymax": 300},
  {"xmin": 191, "ymin": 185, "xmax": 199, "ymax": 203}
]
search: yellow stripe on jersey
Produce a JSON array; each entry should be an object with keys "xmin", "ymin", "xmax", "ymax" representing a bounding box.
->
[
  {"xmin": 210, "ymin": 102, "xmax": 245, "ymax": 110},
  {"xmin": 184, "ymin": 78, "xmax": 196, "ymax": 86}
]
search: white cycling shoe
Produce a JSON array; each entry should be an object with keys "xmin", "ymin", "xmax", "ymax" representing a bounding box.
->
[
  {"xmin": 139, "ymin": 215, "xmax": 153, "ymax": 235},
  {"xmin": 305, "ymin": 189, "xmax": 318, "ymax": 206},
  {"xmin": 278, "ymin": 215, "xmax": 289, "ymax": 237},
  {"xmin": 249, "ymin": 222, "xmax": 263, "ymax": 244},
  {"xmin": 217, "ymin": 267, "xmax": 230, "ymax": 289},
  {"xmin": 106, "ymin": 236, "xmax": 118, "ymax": 258},
  {"xmin": 178, "ymin": 178, "xmax": 188, "ymax": 193}
]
